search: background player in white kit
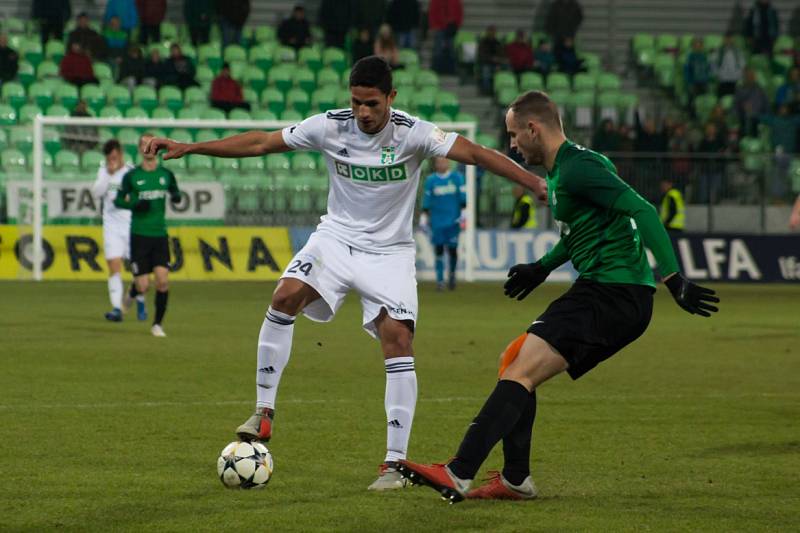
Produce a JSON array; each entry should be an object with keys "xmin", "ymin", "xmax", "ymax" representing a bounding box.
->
[
  {"xmin": 91, "ymin": 139, "xmax": 145, "ymax": 322},
  {"xmin": 145, "ymin": 56, "xmax": 547, "ymax": 491}
]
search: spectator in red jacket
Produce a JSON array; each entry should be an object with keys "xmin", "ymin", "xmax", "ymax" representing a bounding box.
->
[
  {"xmin": 428, "ymin": 0, "xmax": 462, "ymax": 74},
  {"xmin": 211, "ymin": 62, "xmax": 250, "ymax": 113},
  {"xmin": 136, "ymin": 0, "xmax": 166, "ymax": 44},
  {"xmin": 506, "ymin": 29, "xmax": 534, "ymax": 75},
  {"xmin": 60, "ymin": 41, "xmax": 97, "ymax": 87}
]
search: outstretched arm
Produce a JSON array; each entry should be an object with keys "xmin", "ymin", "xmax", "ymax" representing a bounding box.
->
[
  {"xmin": 790, "ymin": 194, "xmax": 800, "ymax": 230},
  {"xmin": 446, "ymin": 135, "xmax": 547, "ymax": 201},
  {"xmin": 145, "ymin": 130, "xmax": 291, "ymax": 160}
]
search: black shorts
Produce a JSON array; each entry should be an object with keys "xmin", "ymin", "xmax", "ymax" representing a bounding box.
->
[
  {"xmin": 130, "ymin": 234, "xmax": 170, "ymax": 276},
  {"xmin": 527, "ymin": 279, "xmax": 654, "ymax": 380}
]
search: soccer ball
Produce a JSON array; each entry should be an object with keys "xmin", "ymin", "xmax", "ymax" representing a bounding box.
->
[{"xmin": 217, "ymin": 441, "xmax": 274, "ymax": 489}]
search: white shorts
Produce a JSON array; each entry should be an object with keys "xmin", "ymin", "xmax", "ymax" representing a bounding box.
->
[
  {"xmin": 282, "ymin": 232, "xmax": 418, "ymax": 338},
  {"xmin": 103, "ymin": 225, "xmax": 130, "ymax": 260}
]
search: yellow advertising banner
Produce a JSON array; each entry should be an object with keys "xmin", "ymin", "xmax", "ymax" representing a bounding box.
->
[{"xmin": 0, "ymin": 225, "xmax": 294, "ymax": 280}]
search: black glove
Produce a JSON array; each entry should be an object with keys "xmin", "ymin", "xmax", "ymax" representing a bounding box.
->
[
  {"xmin": 665, "ymin": 273, "xmax": 720, "ymax": 317},
  {"xmin": 134, "ymin": 199, "xmax": 150, "ymax": 212},
  {"xmin": 504, "ymin": 262, "xmax": 550, "ymax": 301}
]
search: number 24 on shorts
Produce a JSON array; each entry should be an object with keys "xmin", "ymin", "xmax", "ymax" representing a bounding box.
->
[{"xmin": 287, "ymin": 260, "xmax": 312, "ymax": 276}]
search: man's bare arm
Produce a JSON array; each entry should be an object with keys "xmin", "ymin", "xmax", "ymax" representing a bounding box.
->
[
  {"xmin": 144, "ymin": 130, "xmax": 292, "ymax": 160},
  {"xmin": 446, "ymin": 135, "xmax": 547, "ymax": 201}
]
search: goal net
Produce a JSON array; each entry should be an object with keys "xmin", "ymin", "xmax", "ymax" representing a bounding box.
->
[{"xmin": 9, "ymin": 116, "xmax": 478, "ymax": 281}]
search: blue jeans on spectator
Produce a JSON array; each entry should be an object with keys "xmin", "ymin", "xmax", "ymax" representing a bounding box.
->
[
  {"xmin": 220, "ymin": 18, "xmax": 243, "ymax": 48},
  {"xmin": 479, "ymin": 63, "xmax": 497, "ymax": 95},
  {"xmin": 397, "ymin": 30, "xmax": 416, "ymax": 49},
  {"xmin": 432, "ymin": 30, "xmax": 456, "ymax": 74}
]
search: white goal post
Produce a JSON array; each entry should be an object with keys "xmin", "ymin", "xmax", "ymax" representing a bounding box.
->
[{"xmin": 30, "ymin": 116, "xmax": 478, "ymax": 281}]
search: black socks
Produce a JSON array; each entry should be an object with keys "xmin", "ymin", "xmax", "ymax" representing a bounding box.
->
[{"xmin": 154, "ymin": 290, "xmax": 168, "ymax": 325}]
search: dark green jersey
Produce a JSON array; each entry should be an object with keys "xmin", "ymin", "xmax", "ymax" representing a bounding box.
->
[
  {"xmin": 541, "ymin": 141, "xmax": 680, "ymax": 287},
  {"xmin": 114, "ymin": 165, "xmax": 180, "ymax": 237}
]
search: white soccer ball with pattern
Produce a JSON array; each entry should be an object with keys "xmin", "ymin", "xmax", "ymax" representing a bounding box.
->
[{"xmin": 217, "ymin": 441, "xmax": 273, "ymax": 489}]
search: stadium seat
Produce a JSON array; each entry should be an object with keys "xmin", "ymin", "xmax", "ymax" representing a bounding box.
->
[
  {"xmin": 496, "ymin": 87, "xmax": 517, "ymax": 107},
  {"xmin": 311, "ymin": 87, "xmax": 337, "ymax": 112},
  {"xmin": 125, "ymin": 106, "xmax": 149, "ymax": 119},
  {"xmin": 195, "ymin": 129, "xmax": 218, "ymax": 142},
  {"xmin": 322, "ymin": 47, "xmax": 347, "ymax": 73},
  {"xmin": 54, "ymin": 149, "xmax": 80, "ymax": 170},
  {"xmin": 18, "ymin": 103, "xmax": 42, "ymax": 124},
  {"xmin": 573, "ymin": 73, "xmax": 596, "ymax": 91},
  {"xmin": 2, "ymin": 81, "xmax": 27, "ymax": 109},
  {"xmin": 654, "ymin": 54, "xmax": 676, "ymax": 87},
  {"xmin": 196, "ymin": 65, "xmax": 215, "ymax": 85},
  {"xmin": 169, "ymin": 129, "xmax": 194, "ymax": 143},
  {"xmin": 251, "ymin": 109, "xmax": 278, "ymax": 121},
  {"xmin": 17, "ymin": 61, "xmax": 35, "ymax": 87},
  {"xmin": 224, "ymin": 44, "xmax": 247, "ymax": 63},
  {"xmin": 519, "ymin": 72, "xmax": 544, "ymax": 91},
  {"xmin": 292, "ymin": 152, "xmax": 317, "ymax": 172},
  {"xmin": 22, "ymin": 40, "xmax": 43, "ymax": 67},
  {"xmin": 133, "ymin": 86, "xmax": 158, "ymax": 112},
  {"xmin": 398, "ymin": 49, "xmax": 419, "ymax": 70},
  {"xmin": 188, "ymin": 154, "xmax": 214, "ymax": 170},
  {"xmin": 10, "ymin": 127, "xmax": 33, "ymax": 152},
  {"xmin": 42, "ymin": 128, "xmax": 61, "ymax": 155},
  {"xmin": 240, "ymin": 156, "xmax": 266, "ymax": 172},
  {"xmin": 1, "ymin": 148, "xmax": 26, "ymax": 169},
  {"xmin": 81, "ymin": 150, "xmax": 104, "ymax": 170},
  {"xmin": 214, "ymin": 156, "xmax": 240, "ymax": 171},
  {"xmin": 436, "ymin": 91, "xmax": 460, "ymax": 118},
  {"xmin": 177, "ymin": 106, "xmax": 204, "ymax": 120},
  {"xmin": 243, "ymin": 66, "xmax": 267, "ymax": 93},
  {"xmin": 118, "ymin": 128, "xmax": 140, "ymax": 158},
  {"xmin": 80, "ymin": 83, "xmax": 105, "ymax": 113},
  {"xmin": 392, "ymin": 69, "xmax": 414, "ymax": 89},
  {"xmin": 415, "ymin": 69, "xmax": 439, "ymax": 89},
  {"xmin": 162, "ymin": 156, "xmax": 187, "ymax": 172},
  {"xmin": 44, "ymin": 39, "xmax": 65, "ymax": 63},
  {"xmin": 151, "ymin": 107, "xmax": 175, "ymax": 120},
  {"xmin": 228, "ymin": 108, "xmax": 252, "ymax": 121},
  {"xmin": 632, "ymin": 33, "xmax": 655, "ymax": 54},
  {"xmin": 293, "ymin": 67, "xmax": 316, "ymax": 94},
  {"xmin": 547, "ymin": 73, "xmax": 570, "ymax": 91},
  {"xmin": 703, "ymin": 34, "xmax": 723, "ymax": 51},
  {"xmin": 201, "ymin": 108, "xmax": 226, "ymax": 121},
  {"xmin": 93, "ymin": 62, "xmax": 113, "ymax": 83},
  {"xmin": 274, "ymin": 46, "xmax": 297, "ymax": 64},
  {"xmin": 184, "ymin": 86, "xmax": 207, "ymax": 107},
  {"xmin": 198, "ymin": 44, "xmax": 222, "ymax": 71},
  {"xmin": 253, "ymin": 25, "xmax": 276, "ymax": 43},
  {"xmin": 580, "ymin": 53, "xmax": 601, "ymax": 72},
  {"xmin": 280, "ymin": 109, "xmax": 303, "ymax": 121},
  {"xmin": 739, "ymin": 137, "xmax": 765, "ymax": 172},
  {"xmin": 694, "ymin": 93, "xmax": 717, "ymax": 121},
  {"xmin": 228, "ymin": 60, "xmax": 247, "ymax": 81},
  {"xmin": 455, "ymin": 111, "xmax": 478, "ymax": 124},
  {"xmin": 655, "ymin": 34, "xmax": 679, "ymax": 53},
  {"xmin": 46, "ymin": 104, "xmax": 69, "ymax": 117},
  {"xmin": 158, "ymin": 85, "xmax": 183, "ymax": 112},
  {"xmin": 298, "ymin": 47, "xmax": 322, "ymax": 72},
  {"xmin": 493, "ymin": 71, "xmax": 517, "ymax": 94},
  {"xmin": 773, "ymin": 35, "xmax": 794, "ymax": 55},
  {"xmin": 337, "ymin": 88, "xmax": 351, "ymax": 107},
  {"xmin": 430, "ymin": 111, "xmax": 451, "ymax": 123},
  {"xmin": 109, "ymin": 85, "xmax": 132, "ymax": 111},
  {"xmin": 266, "ymin": 153, "xmax": 291, "ymax": 174},
  {"xmin": 249, "ymin": 43, "xmax": 275, "ymax": 71},
  {"xmin": 569, "ymin": 91, "xmax": 595, "ymax": 128},
  {"xmin": 597, "ymin": 73, "xmax": 621, "ymax": 91},
  {"xmin": 3, "ymin": 17, "xmax": 26, "ymax": 34},
  {"xmin": 267, "ymin": 64, "xmax": 294, "ymax": 94},
  {"xmin": 287, "ymin": 88, "xmax": 311, "ymax": 114},
  {"xmin": 261, "ymin": 87, "xmax": 286, "ymax": 115},
  {"xmin": 597, "ymin": 91, "xmax": 620, "ymax": 122},
  {"xmin": 55, "ymin": 83, "xmax": 79, "ymax": 109},
  {"xmin": 99, "ymin": 105, "xmax": 123, "ymax": 119},
  {"xmin": 411, "ymin": 91, "xmax": 436, "ymax": 118}
]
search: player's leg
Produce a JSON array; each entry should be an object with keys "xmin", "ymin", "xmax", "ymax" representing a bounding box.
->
[
  {"xmin": 150, "ymin": 266, "xmax": 169, "ymax": 337},
  {"xmin": 399, "ymin": 334, "xmax": 567, "ymax": 502},
  {"xmin": 367, "ymin": 311, "xmax": 417, "ymax": 491},
  {"xmin": 433, "ymin": 244, "xmax": 445, "ymax": 290},
  {"xmin": 104, "ymin": 257, "xmax": 124, "ymax": 322},
  {"xmin": 237, "ymin": 234, "xmax": 348, "ymax": 442},
  {"xmin": 127, "ymin": 234, "xmax": 149, "ymax": 321},
  {"xmin": 447, "ymin": 225, "xmax": 459, "ymax": 290}
]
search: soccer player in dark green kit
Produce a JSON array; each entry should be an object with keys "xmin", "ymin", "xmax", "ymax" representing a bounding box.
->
[
  {"xmin": 398, "ymin": 91, "xmax": 720, "ymax": 502},
  {"xmin": 114, "ymin": 133, "xmax": 180, "ymax": 337}
]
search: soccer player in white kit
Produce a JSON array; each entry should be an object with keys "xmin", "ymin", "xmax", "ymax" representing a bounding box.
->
[
  {"xmin": 145, "ymin": 57, "xmax": 547, "ymax": 490},
  {"xmin": 91, "ymin": 139, "xmax": 144, "ymax": 322}
]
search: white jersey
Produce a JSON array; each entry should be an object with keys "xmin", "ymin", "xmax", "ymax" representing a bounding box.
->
[
  {"xmin": 282, "ymin": 108, "xmax": 458, "ymax": 253},
  {"xmin": 92, "ymin": 162, "xmax": 134, "ymax": 231}
]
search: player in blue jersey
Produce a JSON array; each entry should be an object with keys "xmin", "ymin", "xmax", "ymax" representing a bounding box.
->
[{"xmin": 420, "ymin": 157, "xmax": 466, "ymax": 290}]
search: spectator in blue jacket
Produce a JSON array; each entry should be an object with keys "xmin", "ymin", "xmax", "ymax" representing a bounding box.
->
[
  {"xmin": 104, "ymin": 0, "xmax": 139, "ymax": 36},
  {"xmin": 684, "ymin": 37, "xmax": 712, "ymax": 116}
]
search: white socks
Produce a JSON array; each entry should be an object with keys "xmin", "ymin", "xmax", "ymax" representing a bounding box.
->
[
  {"xmin": 256, "ymin": 306, "xmax": 295, "ymax": 409},
  {"xmin": 108, "ymin": 273, "xmax": 123, "ymax": 309},
  {"xmin": 384, "ymin": 356, "xmax": 417, "ymax": 463}
]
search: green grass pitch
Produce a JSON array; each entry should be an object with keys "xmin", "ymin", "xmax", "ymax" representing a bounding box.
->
[{"xmin": 1, "ymin": 281, "xmax": 798, "ymax": 532}]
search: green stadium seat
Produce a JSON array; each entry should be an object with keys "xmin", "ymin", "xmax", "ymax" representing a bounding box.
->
[
  {"xmin": 299, "ymin": 47, "xmax": 322, "ymax": 72},
  {"xmin": 118, "ymin": 128, "xmax": 140, "ymax": 158},
  {"xmin": 228, "ymin": 108, "xmax": 252, "ymax": 121},
  {"xmin": 93, "ymin": 62, "xmax": 113, "ymax": 82},
  {"xmin": 177, "ymin": 106, "xmax": 204, "ymax": 120},
  {"xmin": 253, "ymin": 25, "xmax": 276, "ymax": 43},
  {"xmin": 398, "ymin": 49, "xmax": 419, "ymax": 70},
  {"xmin": 293, "ymin": 67, "xmax": 316, "ymax": 94},
  {"xmin": 17, "ymin": 61, "xmax": 35, "ymax": 87},
  {"xmin": 196, "ymin": 65, "xmax": 215, "ymax": 85},
  {"xmin": 430, "ymin": 111, "xmax": 451, "ymax": 123},
  {"xmin": 655, "ymin": 34, "xmax": 679, "ymax": 52},
  {"xmin": 493, "ymin": 71, "xmax": 517, "ymax": 95},
  {"xmin": 287, "ymin": 88, "xmax": 310, "ymax": 114},
  {"xmin": 99, "ymin": 105, "xmax": 123, "ymax": 119},
  {"xmin": 224, "ymin": 44, "xmax": 247, "ymax": 63},
  {"xmin": 694, "ymin": 93, "xmax": 717, "ymax": 121},
  {"xmin": 549, "ymin": 88, "xmax": 570, "ymax": 114},
  {"xmin": 108, "ymin": 85, "xmax": 132, "ymax": 111},
  {"xmin": 774, "ymin": 35, "xmax": 794, "ymax": 55},
  {"xmin": 632, "ymin": 33, "xmax": 655, "ymax": 53},
  {"xmin": 240, "ymin": 156, "xmax": 266, "ymax": 171},
  {"xmin": 251, "ymin": 109, "xmax": 278, "ymax": 121},
  {"xmin": 23, "ymin": 40, "xmax": 43, "ymax": 67},
  {"xmin": 547, "ymin": 73, "xmax": 570, "ymax": 91},
  {"xmin": 740, "ymin": 137, "xmax": 766, "ymax": 172},
  {"xmin": 54, "ymin": 149, "xmax": 80, "ymax": 170},
  {"xmin": 392, "ymin": 69, "xmax": 414, "ymax": 89},
  {"xmin": 184, "ymin": 86, "xmax": 207, "ymax": 107},
  {"xmin": 18, "ymin": 103, "xmax": 42, "ymax": 124},
  {"xmin": 266, "ymin": 153, "xmax": 291, "ymax": 173},
  {"xmin": 162, "ymin": 156, "xmax": 187, "ymax": 171},
  {"xmin": 169, "ymin": 129, "xmax": 194, "ymax": 143},
  {"xmin": 519, "ymin": 72, "xmax": 544, "ymax": 91},
  {"xmin": 1, "ymin": 148, "xmax": 26, "ymax": 169},
  {"xmin": 10, "ymin": 127, "xmax": 33, "ymax": 152},
  {"xmin": 242, "ymin": 87, "xmax": 258, "ymax": 105},
  {"xmin": 636, "ymin": 47, "xmax": 655, "ymax": 68},
  {"xmin": 81, "ymin": 150, "xmax": 104, "ymax": 170},
  {"xmin": 214, "ymin": 157, "xmax": 240, "ymax": 171},
  {"xmin": 158, "ymin": 85, "xmax": 183, "ymax": 112},
  {"xmin": 125, "ymin": 106, "xmax": 149, "ymax": 119},
  {"xmin": 261, "ymin": 87, "xmax": 285, "ymax": 115},
  {"xmin": 201, "ymin": 107, "xmax": 226, "ymax": 121},
  {"xmin": 280, "ymin": 109, "xmax": 303, "ymax": 121},
  {"xmin": 160, "ymin": 21, "xmax": 178, "ymax": 41},
  {"xmin": 55, "ymin": 83, "xmax": 78, "ymax": 109},
  {"xmin": 268, "ymin": 64, "xmax": 294, "ymax": 93},
  {"xmin": 597, "ymin": 91, "xmax": 620, "ymax": 121},
  {"xmin": 291, "ymin": 152, "xmax": 317, "ymax": 172},
  {"xmin": 573, "ymin": 73, "xmax": 595, "ymax": 91},
  {"xmin": 80, "ymin": 83, "xmax": 105, "ymax": 113},
  {"xmin": 243, "ymin": 66, "xmax": 267, "ymax": 93},
  {"xmin": 654, "ymin": 54, "xmax": 676, "ymax": 87},
  {"xmin": 597, "ymin": 73, "xmax": 621, "ymax": 91},
  {"xmin": 322, "ymin": 47, "xmax": 347, "ymax": 73},
  {"xmin": 133, "ymin": 86, "xmax": 158, "ymax": 112},
  {"xmin": 415, "ymin": 69, "xmax": 439, "ymax": 89},
  {"xmin": 43, "ymin": 128, "xmax": 61, "ymax": 155},
  {"xmin": 703, "ymin": 34, "xmax": 723, "ymax": 51},
  {"xmin": 249, "ymin": 43, "xmax": 275, "ymax": 71},
  {"xmin": 337, "ymin": 88, "xmax": 352, "ymax": 107},
  {"xmin": 569, "ymin": 91, "xmax": 595, "ymax": 128},
  {"xmin": 311, "ymin": 87, "xmax": 337, "ymax": 112},
  {"xmin": 455, "ymin": 111, "xmax": 478, "ymax": 124},
  {"xmin": 198, "ymin": 44, "xmax": 222, "ymax": 71},
  {"xmin": 476, "ymin": 133, "xmax": 498, "ymax": 150},
  {"xmin": 195, "ymin": 129, "xmax": 218, "ymax": 142},
  {"xmin": 151, "ymin": 107, "xmax": 175, "ymax": 120},
  {"xmin": 183, "ymin": 169, "xmax": 217, "ymax": 182},
  {"xmin": 46, "ymin": 104, "xmax": 69, "ymax": 117},
  {"xmin": 411, "ymin": 91, "xmax": 436, "ymax": 118},
  {"xmin": 188, "ymin": 154, "xmax": 214, "ymax": 170},
  {"xmin": 274, "ymin": 45, "xmax": 297, "ymax": 64},
  {"xmin": 44, "ymin": 39, "xmax": 65, "ymax": 63},
  {"xmin": 580, "ymin": 52, "xmax": 601, "ymax": 72},
  {"xmin": 228, "ymin": 60, "xmax": 247, "ymax": 81},
  {"xmin": 3, "ymin": 17, "xmax": 26, "ymax": 34},
  {"xmin": 2, "ymin": 81, "xmax": 27, "ymax": 110},
  {"xmin": 496, "ymin": 87, "xmax": 517, "ymax": 107},
  {"xmin": 436, "ymin": 91, "xmax": 460, "ymax": 118}
]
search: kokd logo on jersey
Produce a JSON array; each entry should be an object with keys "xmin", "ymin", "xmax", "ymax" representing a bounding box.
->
[
  {"xmin": 334, "ymin": 161, "xmax": 408, "ymax": 183},
  {"xmin": 380, "ymin": 146, "xmax": 396, "ymax": 164}
]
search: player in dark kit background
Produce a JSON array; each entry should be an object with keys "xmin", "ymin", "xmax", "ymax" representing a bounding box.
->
[
  {"xmin": 114, "ymin": 133, "xmax": 181, "ymax": 337},
  {"xmin": 398, "ymin": 91, "xmax": 720, "ymax": 502}
]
